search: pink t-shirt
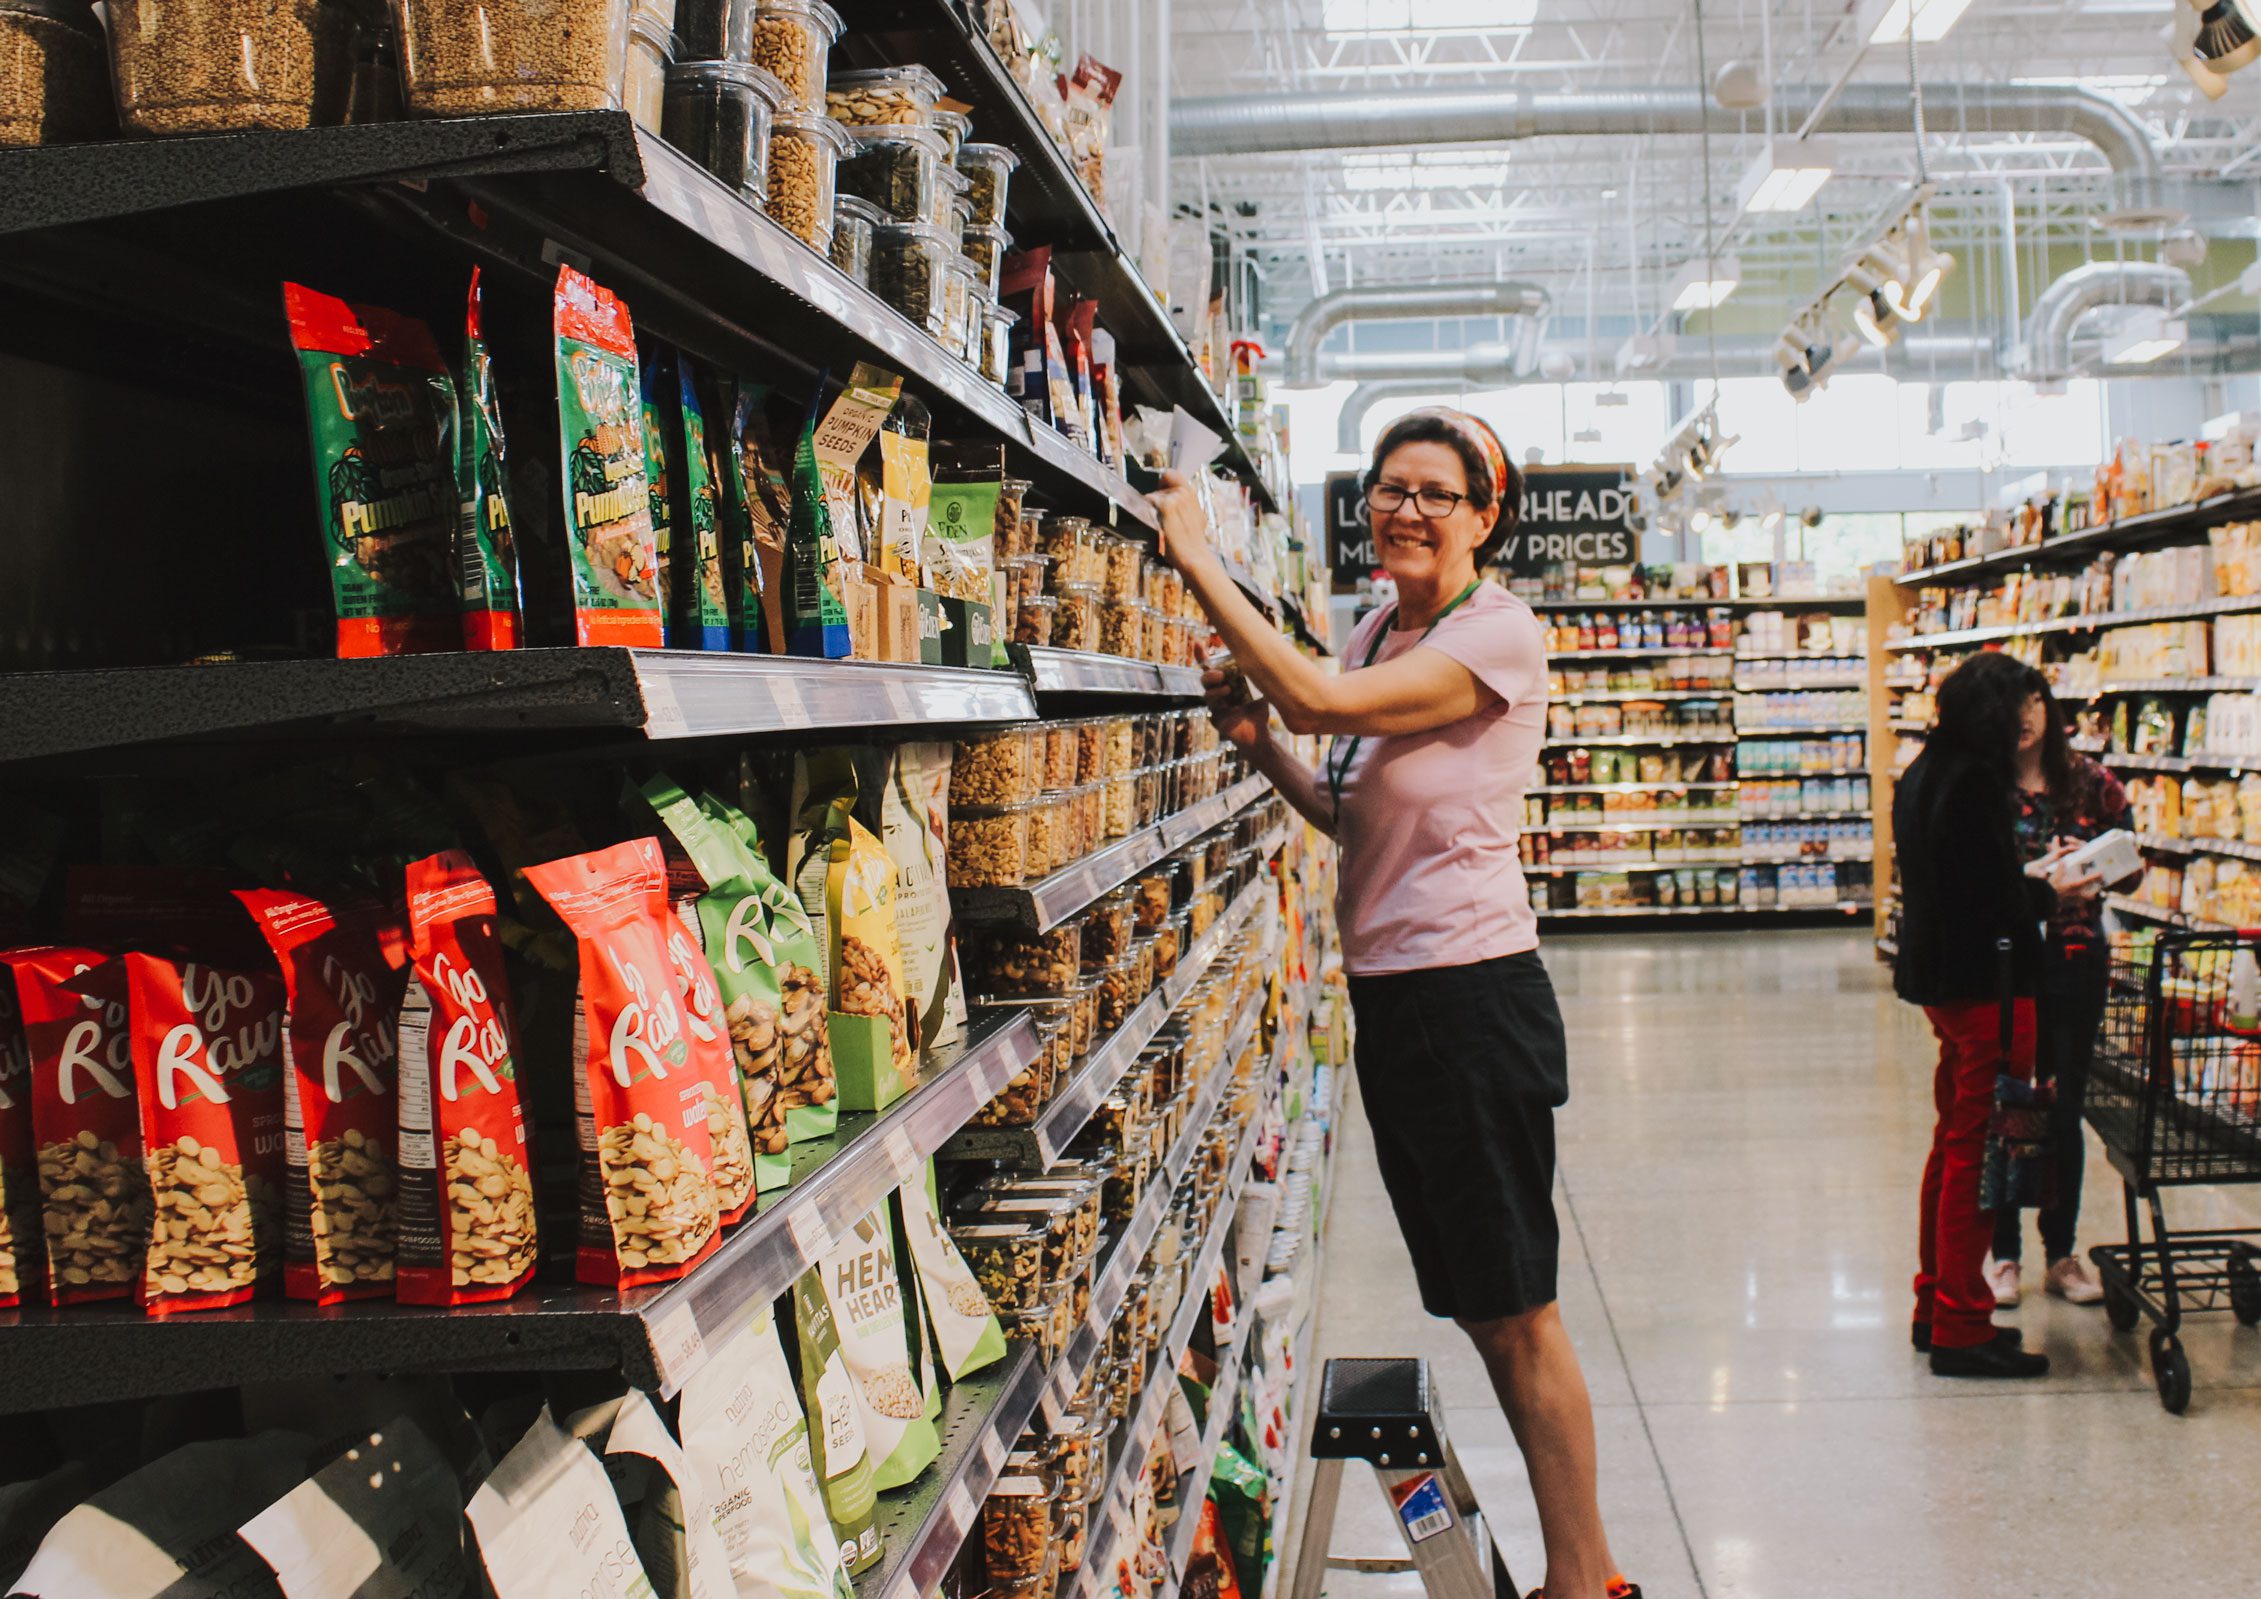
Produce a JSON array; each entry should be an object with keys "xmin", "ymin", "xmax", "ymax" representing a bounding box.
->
[{"xmin": 1331, "ymin": 583, "xmax": 1547, "ymax": 975}]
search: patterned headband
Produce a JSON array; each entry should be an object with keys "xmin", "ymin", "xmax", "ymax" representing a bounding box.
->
[{"xmin": 1399, "ymin": 406, "xmax": 1513, "ymax": 503}]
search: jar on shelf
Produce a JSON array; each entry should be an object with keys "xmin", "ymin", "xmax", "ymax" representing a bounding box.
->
[
  {"xmin": 868, "ymin": 218, "xmax": 956, "ymax": 335},
  {"xmin": 1071, "ymin": 717, "xmax": 1104, "ymax": 785},
  {"xmin": 1097, "ymin": 532, "xmax": 1144, "ymax": 603},
  {"xmin": 1040, "ymin": 515, "xmax": 1101, "ymax": 585},
  {"xmin": 826, "ymin": 61, "xmax": 943, "ymax": 126},
  {"xmin": 938, "ymin": 251, "xmax": 978, "ymax": 359},
  {"xmin": 828, "ymin": 191, "xmax": 882, "ymax": 283},
  {"xmin": 961, "ymin": 222, "xmax": 1010, "ymax": 294},
  {"xmin": 981, "ymin": 300, "xmax": 1018, "ymax": 388},
  {"xmin": 1027, "ymin": 790, "xmax": 1072, "ymax": 876},
  {"xmin": 947, "ymin": 802, "xmax": 1036, "ymax": 888},
  {"xmin": 0, "ymin": 0, "xmax": 113, "ymax": 145},
  {"xmin": 111, "ymin": 0, "xmax": 358, "ymax": 132},
  {"xmin": 1053, "ymin": 579, "xmax": 1098, "ymax": 651},
  {"xmin": 763, "ymin": 108, "xmax": 848, "ymax": 250},
  {"xmin": 747, "ymin": 0, "xmax": 836, "ymax": 112},
  {"xmin": 927, "ymin": 101, "xmax": 969, "ymax": 162},
  {"xmin": 1083, "ymin": 886, "xmax": 1136, "ymax": 968},
  {"xmin": 1015, "ymin": 593, "xmax": 1057, "ymax": 647},
  {"xmin": 1098, "ymin": 597, "xmax": 1142, "ymax": 659},
  {"xmin": 951, "ymin": 725, "xmax": 1041, "ymax": 805},
  {"xmin": 1042, "ymin": 721, "xmax": 1079, "ymax": 790},
  {"xmin": 835, "ymin": 121, "xmax": 944, "ymax": 223},
  {"xmin": 965, "ymin": 920, "xmax": 1082, "ymax": 998},
  {"xmin": 661, "ymin": 58, "xmax": 783, "ymax": 200},
  {"xmin": 621, "ymin": 11, "xmax": 670, "ymax": 131},
  {"xmin": 959, "ymin": 140, "xmax": 1019, "ymax": 227}
]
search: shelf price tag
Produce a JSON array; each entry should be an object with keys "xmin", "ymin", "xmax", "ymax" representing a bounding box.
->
[
  {"xmin": 943, "ymin": 1480, "xmax": 976, "ymax": 1535},
  {"xmin": 642, "ymin": 678, "xmax": 691, "ymax": 739},
  {"xmin": 884, "ymin": 1129, "xmax": 922, "ymax": 1186},
  {"xmin": 770, "ymin": 678, "xmax": 815, "ymax": 729},
  {"xmin": 788, "ymin": 1204, "xmax": 836, "ymax": 1263},
  {"xmin": 649, "ymin": 1302, "xmax": 709, "ymax": 1392}
]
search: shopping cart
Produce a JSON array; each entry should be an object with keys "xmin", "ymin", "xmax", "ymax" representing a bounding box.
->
[{"xmin": 2087, "ymin": 926, "xmax": 2261, "ymax": 1413}]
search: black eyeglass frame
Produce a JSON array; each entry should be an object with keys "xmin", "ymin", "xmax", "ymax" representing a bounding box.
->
[{"xmin": 1363, "ymin": 482, "xmax": 1470, "ymax": 518}]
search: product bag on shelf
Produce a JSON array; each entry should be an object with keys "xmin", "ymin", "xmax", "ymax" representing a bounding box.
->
[
  {"xmin": 282, "ymin": 282, "xmax": 461, "ymax": 658},
  {"xmin": 646, "ymin": 780, "xmax": 837, "ymax": 1186},
  {"xmin": 896, "ymin": 1159, "xmax": 1006, "ymax": 1380},
  {"xmin": 723, "ymin": 381, "xmax": 793, "ymax": 654},
  {"xmin": 236, "ymin": 889, "xmax": 406, "ymax": 1304},
  {"xmin": 812, "ymin": 1203, "xmax": 941, "ymax": 1489},
  {"xmin": 523, "ymin": 840, "xmax": 723, "ymax": 1288},
  {"xmin": 880, "ymin": 742, "xmax": 967, "ymax": 1060},
  {"xmin": 669, "ymin": 357, "xmax": 732, "ymax": 651},
  {"xmin": 396, "ymin": 850, "xmax": 538, "ymax": 1305},
  {"xmin": 11, "ymin": 1430, "xmax": 314, "ymax": 1599},
  {"xmin": 115, "ymin": 952, "xmax": 287, "ymax": 1315},
  {"xmin": 0, "ymin": 972, "xmax": 44, "ymax": 1307},
  {"xmin": 237, "ymin": 1416, "xmax": 472, "ymax": 1599},
  {"xmin": 6, "ymin": 946, "xmax": 145, "ymax": 1306},
  {"xmin": 600, "ymin": 1389, "xmax": 736, "ymax": 1599},
  {"xmin": 466, "ymin": 1408, "xmax": 652, "ymax": 1599},
  {"xmin": 791, "ymin": 1265, "xmax": 883, "ymax": 1577},
  {"xmin": 679, "ymin": 1303, "xmax": 855, "ymax": 1599},
  {"xmin": 458, "ymin": 266, "xmax": 523, "ymax": 651},
  {"xmin": 642, "ymin": 342, "xmax": 682, "ymax": 649},
  {"xmin": 552, "ymin": 265, "xmax": 663, "ymax": 646},
  {"xmin": 654, "ymin": 880, "xmax": 758, "ymax": 1227},
  {"xmin": 0, "ymin": 1462, "xmax": 93, "ymax": 1593},
  {"xmin": 925, "ymin": 441, "xmax": 1002, "ymax": 666},
  {"xmin": 787, "ymin": 408, "xmax": 853, "ymax": 658},
  {"xmin": 790, "ymin": 754, "xmax": 915, "ymax": 1110}
]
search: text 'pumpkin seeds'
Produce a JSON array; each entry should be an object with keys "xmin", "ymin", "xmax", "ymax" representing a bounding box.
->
[
  {"xmin": 283, "ymin": 282, "xmax": 462, "ymax": 658},
  {"xmin": 552, "ymin": 265, "xmax": 663, "ymax": 646},
  {"xmin": 458, "ymin": 267, "xmax": 523, "ymax": 650},
  {"xmin": 523, "ymin": 839, "xmax": 722, "ymax": 1288}
]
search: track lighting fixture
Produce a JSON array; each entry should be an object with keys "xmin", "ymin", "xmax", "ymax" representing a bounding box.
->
[
  {"xmin": 2184, "ymin": 0, "xmax": 2261, "ymax": 98},
  {"xmin": 1899, "ymin": 210, "xmax": 1955, "ymax": 319},
  {"xmin": 1772, "ymin": 186, "xmax": 1952, "ymax": 399}
]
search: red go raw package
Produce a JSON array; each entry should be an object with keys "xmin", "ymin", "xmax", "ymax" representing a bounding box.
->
[
  {"xmin": 522, "ymin": 840, "xmax": 723, "ymax": 1288},
  {"xmin": 236, "ymin": 889, "xmax": 408, "ymax": 1303},
  {"xmin": 119, "ymin": 953, "xmax": 287, "ymax": 1315},
  {"xmin": 0, "ymin": 966, "xmax": 45, "ymax": 1306},
  {"xmin": 397, "ymin": 850, "xmax": 539, "ymax": 1305},
  {"xmin": 4, "ymin": 947, "xmax": 145, "ymax": 1305}
]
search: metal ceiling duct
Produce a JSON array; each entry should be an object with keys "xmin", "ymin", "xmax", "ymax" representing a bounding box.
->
[
  {"xmin": 1285, "ymin": 281, "xmax": 1552, "ymax": 385},
  {"xmin": 2020, "ymin": 261, "xmax": 2193, "ymax": 378},
  {"xmin": 1336, "ymin": 381, "xmax": 1461, "ymax": 451},
  {"xmin": 1315, "ymin": 332, "xmax": 1989, "ymax": 386},
  {"xmin": 1171, "ymin": 83, "xmax": 2165, "ymax": 222}
]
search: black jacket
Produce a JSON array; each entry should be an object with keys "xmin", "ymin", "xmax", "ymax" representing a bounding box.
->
[{"xmin": 1892, "ymin": 743, "xmax": 2056, "ymax": 1008}]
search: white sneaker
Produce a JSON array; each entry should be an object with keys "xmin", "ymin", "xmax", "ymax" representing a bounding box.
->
[
  {"xmin": 1985, "ymin": 1256, "xmax": 2022, "ymax": 1308},
  {"xmin": 2046, "ymin": 1255, "xmax": 2106, "ymax": 1305}
]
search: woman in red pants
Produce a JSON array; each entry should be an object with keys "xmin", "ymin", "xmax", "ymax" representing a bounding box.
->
[{"xmin": 1891, "ymin": 651, "xmax": 2068, "ymax": 1378}]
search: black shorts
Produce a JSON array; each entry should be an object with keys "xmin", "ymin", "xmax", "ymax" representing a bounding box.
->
[{"xmin": 1347, "ymin": 950, "xmax": 1568, "ymax": 1322}]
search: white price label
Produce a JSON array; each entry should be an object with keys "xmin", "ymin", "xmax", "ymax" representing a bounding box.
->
[
  {"xmin": 788, "ymin": 1204, "xmax": 836, "ymax": 1262},
  {"xmin": 943, "ymin": 1480, "xmax": 977, "ymax": 1534},
  {"xmin": 770, "ymin": 678, "xmax": 815, "ymax": 729},
  {"xmin": 884, "ymin": 1129, "xmax": 922, "ymax": 1185},
  {"xmin": 976, "ymin": 1430, "xmax": 1005, "ymax": 1474},
  {"xmin": 885, "ymin": 682, "xmax": 918, "ymax": 720},
  {"xmin": 650, "ymin": 1303, "xmax": 709, "ymax": 1391},
  {"xmin": 643, "ymin": 677, "xmax": 691, "ymax": 739}
]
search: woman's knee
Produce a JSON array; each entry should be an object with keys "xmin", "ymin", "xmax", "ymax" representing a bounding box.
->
[{"xmin": 1456, "ymin": 1299, "xmax": 1562, "ymax": 1352}]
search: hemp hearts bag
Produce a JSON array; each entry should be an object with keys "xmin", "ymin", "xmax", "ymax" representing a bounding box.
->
[
  {"xmin": 523, "ymin": 840, "xmax": 721, "ymax": 1288},
  {"xmin": 397, "ymin": 851, "xmax": 538, "ymax": 1305},
  {"xmin": 812, "ymin": 1204, "xmax": 940, "ymax": 1490},
  {"xmin": 5, "ymin": 947, "xmax": 145, "ymax": 1306},
  {"xmin": 679, "ymin": 1304, "xmax": 854, "ymax": 1599},
  {"xmin": 236, "ymin": 890, "xmax": 405, "ymax": 1304}
]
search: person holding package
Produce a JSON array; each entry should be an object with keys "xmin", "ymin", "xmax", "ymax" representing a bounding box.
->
[
  {"xmin": 1152, "ymin": 407, "xmax": 1637, "ymax": 1599},
  {"xmin": 1986, "ymin": 663, "xmax": 2136, "ymax": 1309},
  {"xmin": 1892, "ymin": 650, "xmax": 2074, "ymax": 1378}
]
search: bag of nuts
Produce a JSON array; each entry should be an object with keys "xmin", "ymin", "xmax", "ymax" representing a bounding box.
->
[
  {"xmin": 644, "ymin": 783, "xmax": 835, "ymax": 1192},
  {"xmin": 523, "ymin": 840, "xmax": 723, "ymax": 1288},
  {"xmin": 790, "ymin": 755, "xmax": 916, "ymax": 1111},
  {"xmin": 116, "ymin": 953, "xmax": 287, "ymax": 1316},
  {"xmin": 0, "ymin": 971, "xmax": 44, "ymax": 1307},
  {"xmin": 395, "ymin": 851, "xmax": 538, "ymax": 1307},
  {"xmin": 237, "ymin": 889, "xmax": 407, "ymax": 1304},
  {"xmin": 553, "ymin": 264, "xmax": 664, "ymax": 647},
  {"xmin": 5, "ymin": 947, "xmax": 147, "ymax": 1306},
  {"xmin": 657, "ymin": 901, "xmax": 758, "ymax": 1229}
]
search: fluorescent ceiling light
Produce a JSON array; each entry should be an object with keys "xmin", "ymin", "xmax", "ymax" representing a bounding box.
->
[
  {"xmin": 1667, "ymin": 256, "xmax": 1742, "ymax": 312},
  {"xmin": 1322, "ymin": 0, "xmax": 1538, "ymax": 33},
  {"xmin": 1865, "ymin": 0, "xmax": 1976, "ymax": 43},
  {"xmin": 2104, "ymin": 310, "xmax": 2189, "ymax": 365},
  {"xmin": 1736, "ymin": 141, "xmax": 1834, "ymax": 214}
]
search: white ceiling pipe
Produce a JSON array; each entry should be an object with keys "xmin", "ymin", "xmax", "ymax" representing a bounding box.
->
[
  {"xmin": 1285, "ymin": 281, "xmax": 1553, "ymax": 385},
  {"xmin": 1336, "ymin": 380, "xmax": 1461, "ymax": 452},
  {"xmin": 1170, "ymin": 83, "xmax": 2165, "ymax": 219},
  {"xmin": 2020, "ymin": 260, "xmax": 2194, "ymax": 379}
]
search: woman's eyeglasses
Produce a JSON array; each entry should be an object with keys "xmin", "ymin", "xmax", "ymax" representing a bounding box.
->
[{"xmin": 1365, "ymin": 483, "xmax": 1468, "ymax": 518}]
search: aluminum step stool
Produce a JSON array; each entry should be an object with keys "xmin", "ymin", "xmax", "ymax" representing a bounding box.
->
[{"xmin": 1288, "ymin": 1357, "xmax": 1518, "ymax": 1599}]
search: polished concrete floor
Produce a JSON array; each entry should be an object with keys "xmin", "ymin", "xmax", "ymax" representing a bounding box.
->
[{"xmin": 1296, "ymin": 929, "xmax": 2261, "ymax": 1599}]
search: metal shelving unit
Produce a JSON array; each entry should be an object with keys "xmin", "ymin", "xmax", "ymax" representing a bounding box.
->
[
  {"xmin": 1893, "ymin": 486, "xmax": 2261, "ymax": 586},
  {"xmin": 0, "ymin": 1008, "xmax": 1038, "ymax": 1411},
  {"xmin": 1540, "ymin": 817, "xmax": 1740, "ymax": 833},
  {"xmin": 1531, "ymin": 594, "xmax": 1867, "ymax": 609},
  {"xmin": 1737, "ymin": 721, "xmax": 1869, "ymax": 735},
  {"xmin": 1884, "ymin": 593, "xmax": 2261, "ymax": 654},
  {"xmin": 1541, "ymin": 900, "xmax": 1872, "ymax": 919},
  {"xmin": 1542, "ymin": 732, "xmax": 1736, "ymax": 748}
]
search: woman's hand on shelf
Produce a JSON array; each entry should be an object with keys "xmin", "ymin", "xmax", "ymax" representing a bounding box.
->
[
  {"xmin": 1150, "ymin": 469, "xmax": 1222, "ymax": 579},
  {"xmin": 1204, "ymin": 671, "xmax": 1271, "ymax": 753}
]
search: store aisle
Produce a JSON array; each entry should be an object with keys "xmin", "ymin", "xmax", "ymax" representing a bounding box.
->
[{"xmin": 1299, "ymin": 928, "xmax": 2261, "ymax": 1599}]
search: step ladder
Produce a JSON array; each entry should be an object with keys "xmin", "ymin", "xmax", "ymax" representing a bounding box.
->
[{"xmin": 1287, "ymin": 1357, "xmax": 1518, "ymax": 1599}]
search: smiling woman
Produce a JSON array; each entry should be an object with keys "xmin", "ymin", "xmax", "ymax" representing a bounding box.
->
[{"xmin": 1152, "ymin": 406, "xmax": 1642, "ymax": 1599}]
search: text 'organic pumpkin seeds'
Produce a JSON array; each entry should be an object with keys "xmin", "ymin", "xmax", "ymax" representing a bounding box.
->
[
  {"xmin": 283, "ymin": 282, "xmax": 462, "ymax": 658},
  {"xmin": 552, "ymin": 266, "xmax": 663, "ymax": 646}
]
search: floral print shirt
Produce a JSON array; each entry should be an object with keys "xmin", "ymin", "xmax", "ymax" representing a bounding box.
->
[{"xmin": 2010, "ymin": 754, "xmax": 2129, "ymax": 948}]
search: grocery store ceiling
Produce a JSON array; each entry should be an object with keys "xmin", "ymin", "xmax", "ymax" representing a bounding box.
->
[{"xmin": 1164, "ymin": 0, "xmax": 2261, "ymax": 353}]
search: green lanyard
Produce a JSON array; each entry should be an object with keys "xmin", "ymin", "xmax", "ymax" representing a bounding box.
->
[{"xmin": 1325, "ymin": 579, "xmax": 1482, "ymax": 819}]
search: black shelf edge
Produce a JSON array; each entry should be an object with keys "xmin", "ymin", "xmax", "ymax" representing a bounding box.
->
[
  {"xmin": 0, "ymin": 1009, "xmax": 1037, "ymax": 1412},
  {"xmin": 852, "ymin": 1343, "xmax": 1046, "ymax": 1599},
  {"xmin": 1894, "ymin": 486, "xmax": 2261, "ymax": 588},
  {"xmin": 942, "ymin": 875, "xmax": 1271, "ymax": 1168},
  {"xmin": 0, "ymin": 649, "xmax": 1040, "ymax": 767},
  {"xmin": 0, "ymin": 111, "xmax": 642, "ymax": 236},
  {"xmin": 955, "ymin": 774, "xmax": 1271, "ymax": 932}
]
